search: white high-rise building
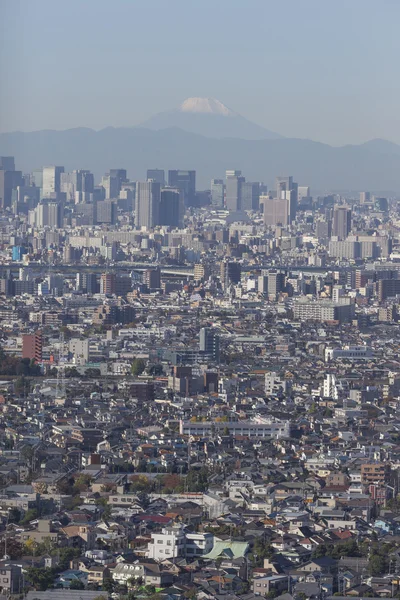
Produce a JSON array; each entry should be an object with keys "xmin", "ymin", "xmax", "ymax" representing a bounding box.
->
[
  {"xmin": 42, "ymin": 166, "xmax": 64, "ymax": 197},
  {"xmin": 323, "ymin": 374, "xmax": 338, "ymax": 399}
]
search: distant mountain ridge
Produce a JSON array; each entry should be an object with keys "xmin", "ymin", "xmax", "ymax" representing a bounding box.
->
[
  {"xmin": 1, "ymin": 125, "xmax": 400, "ymax": 191},
  {"xmin": 138, "ymin": 96, "xmax": 283, "ymax": 140}
]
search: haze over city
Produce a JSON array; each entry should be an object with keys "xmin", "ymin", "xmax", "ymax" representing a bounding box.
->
[{"xmin": 1, "ymin": 0, "xmax": 400, "ymax": 145}]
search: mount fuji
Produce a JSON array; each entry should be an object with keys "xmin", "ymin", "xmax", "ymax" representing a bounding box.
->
[{"xmin": 138, "ymin": 97, "xmax": 283, "ymax": 140}]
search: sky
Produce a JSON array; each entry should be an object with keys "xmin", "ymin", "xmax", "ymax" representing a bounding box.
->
[{"xmin": 0, "ymin": 0, "xmax": 399, "ymax": 145}]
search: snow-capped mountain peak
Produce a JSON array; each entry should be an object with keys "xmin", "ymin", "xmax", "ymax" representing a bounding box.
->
[{"xmin": 179, "ymin": 97, "xmax": 236, "ymax": 117}]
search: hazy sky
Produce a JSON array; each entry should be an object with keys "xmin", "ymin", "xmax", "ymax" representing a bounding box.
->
[{"xmin": 1, "ymin": 0, "xmax": 399, "ymax": 145}]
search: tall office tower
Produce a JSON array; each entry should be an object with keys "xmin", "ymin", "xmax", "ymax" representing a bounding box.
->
[
  {"xmin": 226, "ymin": 170, "xmax": 245, "ymax": 211},
  {"xmin": 135, "ymin": 181, "xmax": 161, "ymax": 229},
  {"xmin": 159, "ymin": 188, "xmax": 182, "ymax": 227},
  {"xmin": 101, "ymin": 174, "xmax": 119, "ymax": 199},
  {"xmin": 199, "ymin": 327, "xmax": 220, "ymax": 362},
  {"xmin": 332, "ymin": 206, "xmax": 352, "ymax": 240},
  {"xmin": 100, "ymin": 273, "xmax": 116, "ymax": 295},
  {"xmin": 360, "ymin": 191, "xmax": 371, "ymax": 204},
  {"xmin": 241, "ymin": 181, "xmax": 260, "ymax": 211},
  {"xmin": 262, "ymin": 195, "xmax": 290, "ymax": 226},
  {"xmin": 147, "ymin": 169, "xmax": 165, "ymax": 186},
  {"xmin": 276, "ymin": 176, "xmax": 298, "ymax": 222},
  {"xmin": 61, "ymin": 169, "xmax": 94, "ymax": 202},
  {"xmin": 0, "ymin": 168, "xmax": 23, "ymax": 210},
  {"xmin": 298, "ymin": 186, "xmax": 311, "ymax": 202},
  {"xmin": 267, "ymin": 270, "xmax": 286, "ymax": 300},
  {"xmin": 32, "ymin": 168, "xmax": 43, "ymax": 190},
  {"xmin": 42, "ymin": 166, "xmax": 64, "ymax": 197},
  {"xmin": 211, "ymin": 179, "xmax": 225, "ymax": 207},
  {"xmin": 220, "ymin": 260, "xmax": 241, "ymax": 289},
  {"xmin": 168, "ymin": 170, "xmax": 196, "ymax": 207},
  {"xmin": 143, "ymin": 267, "xmax": 161, "ymax": 290},
  {"xmin": 77, "ymin": 272, "xmax": 98, "ymax": 294},
  {"xmin": 109, "ymin": 169, "xmax": 127, "ymax": 196},
  {"xmin": 0, "ymin": 157, "xmax": 15, "ymax": 171},
  {"xmin": 97, "ymin": 200, "xmax": 117, "ymax": 224}
]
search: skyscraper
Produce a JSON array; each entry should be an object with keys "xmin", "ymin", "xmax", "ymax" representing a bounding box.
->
[
  {"xmin": 0, "ymin": 168, "xmax": 23, "ymax": 210},
  {"xmin": 225, "ymin": 170, "xmax": 245, "ymax": 212},
  {"xmin": 199, "ymin": 327, "xmax": 220, "ymax": 362},
  {"xmin": 267, "ymin": 270, "xmax": 286, "ymax": 300},
  {"xmin": 210, "ymin": 179, "xmax": 224, "ymax": 208},
  {"xmin": 101, "ymin": 174, "xmax": 119, "ymax": 199},
  {"xmin": 241, "ymin": 181, "xmax": 260, "ymax": 211},
  {"xmin": 332, "ymin": 206, "xmax": 352, "ymax": 240},
  {"xmin": 147, "ymin": 169, "xmax": 165, "ymax": 186},
  {"xmin": 42, "ymin": 166, "xmax": 64, "ymax": 197},
  {"xmin": 135, "ymin": 181, "xmax": 161, "ymax": 229},
  {"xmin": 275, "ymin": 176, "xmax": 297, "ymax": 223},
  {"xmin": 262, "ymin": 195, "xmax": 290, "ymax": 226},
  {"xmin": 159, "ymin": 188, "xmax": 182, "ymax": 227},
  {"xmin": 61, "ymin": 169, "xmax": 94, "ymax": 202},
  {"xmin": 220, "ymin": 260, "xmax": 241, "ymax": 290},
  {"xmin": 0, "ymin": 157, "xmax": 15, "ymax": 171},
  {"xmin": 168, "ymin": 170, "xmax": 196, "ymax": 207},
  {"xmin": 360, "ymin": 191, "xmax": 371, "ymax": 204}
]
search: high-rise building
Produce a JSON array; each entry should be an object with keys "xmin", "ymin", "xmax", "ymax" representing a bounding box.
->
[
  {"xmin": 194, "ymin": 263, "xmax": 210, "ymax": 282},
  {"xmin": 143, "ymin": 267, "xmax": 161, "ymax": 290},
  {"xmin": 298, "ymin": 186, "xmax": 311, "ymax": 203},
  {"xmin": 42, "ymin": 166, "xmax": 64, "ymax": 197},
  {"xmin": 332, "ymin": 206, "xmax": 352, "ymax": 240},
  {"xmin": 135, "ymin": 181, "xmax": 161, "ymax": 229},
  {"xmin": 275, "ymin": 176, "xmax": 297, "ymax": 222},
  {"xmin": 210, "ymin": 179, "xmax": 224, "ymax": 208},
  {"xmin": 168, "ymin": 170, "xmax": 196, "ymax": 207},
  {"xmin": 22, "ymin": 332, "xmax": 43, "ymax": 362},
  {"xmin": 220, "ymin": 260, "xmax": 241, "ymax": 289},
  {"xmin": 147, "ymin": 169, "xmax": 165, "ymax": 186},
  {"xmin": 77, "ymin": 272, "xmax": 99, "ymax": 294},
  {"xmin": 32, "ymin": 201, "xmax": 63, "ymax": 227},
  {"xmin": 241, "ymin": 181, "xmax": 260, "ymax": 211},
  {"xmin": 100, "ymin": 273, "xmax": 116, "ymax": 295},
  {"xmin": 267, "ymin": 270, "xmax": 286, "ymax": 300},
  {"xmin": 159, "ymin": 188, "xmax": 182, "ymax": 227},
  {"xmin": 32, "ymin": 168, "xmax": 43, "ymax": 190},
  {"xmin": 262, "ymin": 195, "xmax": 290, "ymax": 226},
  {"xmin": 61, "ymin": 170, "xmax": 94, "ymax": 202},
  {"xmin": 97, "ymin": 200, "xmax": 117, "ymax": 224},
  {"xmin": 360, "ymin": 191, "xmax": 371, "ymax": 204},
  {"xmin": 101, "ymin": 174, "xmax": 119, "ymax": 199},
  {"xmin": 0, "ymin": 169, "xmax": 23, "ymax": 210},
  {"xmin": 109, "ymin": 169, "xmax": 127, "ymax": 197},
  {"xmin": 199, "ymin": 327, "xmax": 220, "ymax": 362},
  {"xmin": 0, "ymin": 157, "xmax": 15, "ymax": 171},
  {"xmin": 225, "ymin": 170, "xmax": 245, "ymax": 212}
]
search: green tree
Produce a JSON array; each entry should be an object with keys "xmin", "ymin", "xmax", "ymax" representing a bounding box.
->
[
  {"xmin": 369, "ymin": 553, "xmax": 388, "ymax": 576},
  {"xmin": 26, "ymin": 567, "xmax": 55, "ymax": 590},
  {"xmin": 131, "ymin": 358, "xmax": 145, "ymax": 377},
  {"xmin": 21, "ymin": 508, "xmax": 38, "ymax": 526},
  {"xmin": 69, "ymin": 579, "xmax": 85, "ymax": 590},
  {"xmin": 102, "ymin": 578, "xmax": 115, "ymax": 593},
  {"xmin": 15, "ymin": 376, "xmax": 30, "ymax": 395}
]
